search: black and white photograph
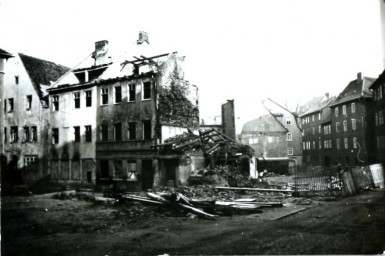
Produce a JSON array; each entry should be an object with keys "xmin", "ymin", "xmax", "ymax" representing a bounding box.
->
[{"xmin": 1, "ymin": 0, "xmax": 385, "ymax": 255}]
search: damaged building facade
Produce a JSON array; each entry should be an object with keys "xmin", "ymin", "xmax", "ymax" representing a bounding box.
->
[
  {"xmin": 46, "ymin": 40, "xmax": 199, "ymax": 190},
  {"xmin": 1, "ymin": 51, "xmax": 69, "ymax": 184}
]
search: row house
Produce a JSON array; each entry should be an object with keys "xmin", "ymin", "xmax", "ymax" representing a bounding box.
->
[
  {"xmin": 1, "ymin": 52, "xmax": 69, "ymax": 184},
  {"xmin": 299, "ymin": 94, "xmax": 336, "ymax": 167},
  {"xmin": 369, "ymin": 69, "xmax": 385, "ymax": 165},
  {"xmin": 46, "ymin": 41, "xmax": 199, "ymax": 190},
  {"xmin": 328, "ymin": 73, "xmax": 376, "ymax": 166}
]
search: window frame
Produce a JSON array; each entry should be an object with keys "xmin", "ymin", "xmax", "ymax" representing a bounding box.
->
[
  {"xmin": 52, "ymin": 128, "xmax": 59, "ymax": 144},
  {"xmin": 114, "ymin": 122, "xmax": 122, "ymax": 141},
  {"xmin": 142, "ymin": 82, "xmax": 151, "ymax": 100},
  {"xmin": 74, "ymin": 92, "xmax": 81, "ymax": 109},
  {"xmin": 114, "ymin": 86, "xmax": 122, "ymax": 104},
  {"xmin": 73, "ymin": 126, "xmax": 81, "ymax": 142},
  {"xmin": 52, "ymin": 95, "xmax": 59, "ymax": 111},
  {"xmin": 26, "ymin": 95, "xmax": 32, "ymax": 110},
  {"xmin": 351, "ymin": 102, "xmax": 355, "ymax": 113},
  {"xmin": 128, "ymin": 84, "xmax": 136, "ymax": 102},
  {"xmin": 85, "ymin": 90, "xmax": 92, "ymax": 107},
  {"xmin": 101, "ymin": 88, "xmax": 109, "ymax": 105},
  {"xmin": 85, "ymin": 125, "xmax": 92, "ymax": 142}
]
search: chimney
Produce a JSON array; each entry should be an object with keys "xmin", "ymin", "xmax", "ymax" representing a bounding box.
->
[
  {"xmin": 92, "ymin": 40, "xmax": 109, "ymax": 66},
  {"xmin": 325, "ymin": 92, "xmax": 330, "ymax": 99},
  {"xmin": 357, "ymin": 72, "xmax": 362, "ymax": 83}
]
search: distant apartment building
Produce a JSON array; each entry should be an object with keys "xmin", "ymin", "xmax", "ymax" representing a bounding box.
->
[
  {"xmin": 46, "ymin": 41, "xmax": 199, "ymax": 190},
  {"xmin": 1, "ymin": 52, "xmax": 69, "ymax": 184},
  {"xmin": 370, "ymin": 69, "xmax": 385, "ymax": 165},
  {"xmin": 299, "ymin": 95, "xmax": 336, "ymax": 167},
  {"xmin": 328, "ymin": 73, "xmax": 376, "ymax": 167}
]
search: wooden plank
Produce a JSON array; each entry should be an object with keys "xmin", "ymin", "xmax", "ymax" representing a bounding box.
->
[
  {"xmin": 270, "ymin": 207, "xmax": 307, "ymax": 220},
  {"xmin": 215, "ymin": 186, "xmax": 294, "ymax": 193}
]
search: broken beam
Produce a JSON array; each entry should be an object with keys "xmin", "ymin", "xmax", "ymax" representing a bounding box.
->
[{"xmin": 215, "ymin": 186, "xmax": 294, "ymax": 193}]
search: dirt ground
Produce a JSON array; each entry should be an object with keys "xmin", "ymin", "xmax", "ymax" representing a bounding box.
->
[{"xmin": 2, "ymin": 189, "xmax": 385, "ymax": 256}]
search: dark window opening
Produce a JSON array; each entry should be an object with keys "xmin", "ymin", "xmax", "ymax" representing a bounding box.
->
[
  {"xmin": 11, "ymin": 126, "xmax": 18, "ymax": 142},
  {"xmin": 143, "ymin": 82, "xmax": 151, "ymax": 100},
  {"xmin": 101, "ymin": 88, "xmax": 108, "ymax": 105},
  {"xmin": 128, "ymin": 122, "xmax": 136, "ymax": 140},
  {"xmin": 115, "ymin": 86, "xmax": 122, "ymax": 103},
  {"xmin": 100, "ymin": 160, "xmax": 109, "ymax": 179},
  {"xmin": 143, "ymin": 120, "xmax": 151, "ymax": 140},
  {"xmin": 114, "ymin": 160, "xmax": 123, "ymax": 179},
  {"xmin": 114, "ymin": 123, "xmax": 122, "ymax": 141},
  {"xmin": 23, "ymin": 127, "xmax": 30, "ymax": 142},
  {"xmin": 15, "ymin": 76, "xmax": 19, "ymax": 84},
  {"xmin": 52, "ymin": 128, "xmax": 59, "ymax": 144},
  {"xmin": 74, "ymin": 92, "xmax": 80, "ymax": 108},
  {"xmin": 4, "ymin": 127, "xmax": 7, "ymax": 143},
  {"xmin": 8, "ymin": 98, "xmax": 14, "ymax": 112},
  {"xmin": 74, "ymin": 126, "xmax": 80, "ymax": 142},
  {"xmin": 128, "ymin": 84, "xmax": 136, "ymax": 102},
  {"xmin": 52, "ymin": 96, "xmax": 59, "ymax": 111},
  {"xmin": 26, "ymin": 95, "xmax": 32, "ymax": 110},
  {"xmin": 4, "ymin": 99, "xmax": 7, "ymax": 113},
  {"xmin": 85, "ymin": 90, "xmax": 92, "ymax": 107},
  {"xmin": 101, "ymin": 124, "xmax": 108, "ymax": 141},
  {"xmin": 31, "ymin": 126, "xmax": 37, "ymax": 142},
  {"xmin": 85, "ymin": 125, "xmax": 92, "ymax": 142}
]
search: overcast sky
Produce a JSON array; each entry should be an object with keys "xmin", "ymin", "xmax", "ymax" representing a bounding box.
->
[{"xmin": 1, "ymin": 0, "xmax": 383, "ymax": 134}]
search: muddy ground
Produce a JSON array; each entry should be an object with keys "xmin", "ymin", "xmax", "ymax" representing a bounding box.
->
[{"xmin": 2, "ymin": 189, "xmax": 385, "ymax": 255}]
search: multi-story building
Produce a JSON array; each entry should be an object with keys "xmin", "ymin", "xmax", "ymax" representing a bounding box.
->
[
  {"xmin": 370, "ymin": 69, "xmax": 385, "ymax": 165},
  {"xmin": 47, "ymin": 41, "xmax": 199, "ymax": 190},
  {"xmin": 240, "ymin": 108, "xmax": 302, "ymax": 174},
  {"xmin": 328, "ymin": 73, "xmax": 376, "ymax": 167},
  {"xmin": 1, "ymin": 52, "xmax": 69, "ymax": 184},
  {"xmin": 299, "ymin": 95, "xmax": 336, "ymax": 167}
]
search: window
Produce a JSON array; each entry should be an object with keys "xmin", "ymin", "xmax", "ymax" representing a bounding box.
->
[
  {"xmin": 114, "ymin": 86, "xmax": 122, "ymax": 103},
  {"xmin": 52, "ymin": 96, "xmax": 59, "ymax": 111},
  {"xmin": 24, "ymin": 155, "xmax": 38, "ymax": 167},
  {"xmin": 15, "ymin": 75, "xmax": 19, "ymax": 84},
  {"xmin": 26, "ymin": 95, "xmax": 32, "ymax": 110},
  {"xmin": 318, "ymin": 125, "xmax": 321, "ymax": 134},
  {"xmin": 324, "ymin": 140, "xmax": 327, "ymax": 149},
  {"xmin": 101, "ymin": 88, "xmax": 108, "ymax": 105},
  {"xmin": 4, "ymin": 99, "xmax": 7, "ymax": 113},
  {"xmin": 100, "ymin": 160, "xmax": 109, "ymax": 178},
  {"xmin": 114, "ymin": 123, "xmax": 122, "ymax": 141},
  {"xmin": 8, "ymin": 98, "xmax": 14, "ymax": 112},
  {"xmin": 335, "ymin": 107, "xmax": 339, "ymax": 117},
  {"xmin": 85, "ymin": 125, "xmax": 92, "ymax": 142},
  {"xmin": 337, "ymin": 139, "xmax": 340, "ymax": 149},
  {"xmin": 319, "ymin": 140, "xmax": 322, "ymax": 149},
  {"xmin": 312, "ymin": 141, "xmax": 315, "ymax": 149},
  {"xmin": 52, "ymin": 128, "xmax": 59, "ymax": 144},
  {"xmin": 85, "ymin": 90, "xmax": 92, "ymax": 107},
  {"xmin": 318, "ymin": 113, "xmax": 321, "ymax": 120},
  {"xmin": 73, "ymin": 126, "xmax": 80, "ymax": 142},
  {"xmin": 127, "ymin": 160, "xmax": 137, "ymax": 181},
  {"xmin": 353, "ymin": 137, "xmax": 358, "ymax": 149},
  {"xmin": 3, "ymin": 127, "xmax": 7, "ymax": 143},
  {"xmin": 113, "ymin": 160, "xmax": 123, "ymax": 179},
  {"xmin": 379, "ymin": 86, "xmax": 383, "ymax": 99},
  {"xmin": 344, "ymin": 138, "xmax": 348, "ymax": 149},
  {"xmin": 127, "ymin": 122, "xmax": 136, "ymax": 140},
  {"xmin": 31, "ymin": 126, "xmax": 37, "ymax": 142},
  {"xmin": 10, "ymin": 126, "xmax": 18, "ymax": 142},
  {"xmin": 286, "ymin": 133, "xmax": 292, "ymax": 141},
  {"xmin": 143, "ymin": 120, "xmax": 151, "ymax": 140},
  {"xmin": 343, "ymin": 120, "xmax": 347, "ymax": 132},
  {"xmin": 351, "ymin": 103, "xmax": 355, "ymax": 113},
  {"xmin": 23, "ymin": 127, "xmax": 30, "ymax": 142},
  {"xmin": 302, "ymin": 142, "xmax": 305, "ymax": 150},
  {"xmin": 287, "ymin": 148, "xmax": 293, "ymax": 156},
  {"xmin": 74, "ymin": 92, "xmax": 80, "ymax": 108},
  {"xmin": 351, "ymin": 119, "xmax": 356, "ymax": 130},
  {"xmin": 379, "ymin": 110, "xmax": 384, "ymax": 125},
  {"xmin": 336, "ymin": 122, "xmax": 340, "ymax": 132},
  {"xmin": 143, "ymin": 82, "xmax": 151, "ymax": 100},
  {"xmin": 375, "ymin": 112, "xmax": 379, "ymax": 126},
  {"xmin": 307, "ymin": 141, "xmax": 311, "ymax": 150},
  {"xmin": 128, "ymin": 84, "xmax": 136, "ymax": 102},
  {"xmin": 286, "ymin": 120, "xmax": 291, "ymax": 125},
  {"xmin": 312, "ymin": 115, "xmax": 314, "ymax": 122},
  {"xmin": 329, "ymin": 139, "xmax": 332, "ymax": 149},
  {"xmin": 312, "ymin": 127, "xmax": 315, "ymax": 135},
  {"xmin": 101, "ymin": 123, "xmax": 108, "ymax": 141},
  {"xmin": 342, "ymin": 105, "xmax": 346, "ymax": 115}
]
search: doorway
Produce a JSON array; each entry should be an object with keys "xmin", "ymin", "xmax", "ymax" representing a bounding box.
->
[{"xmin": 142, "ymin": 160, "xmax": 154, "ymax": 190}]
